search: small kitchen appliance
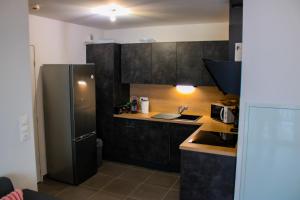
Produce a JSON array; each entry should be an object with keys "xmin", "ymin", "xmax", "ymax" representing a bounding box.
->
[
  {"xmin": 211, "ymin": 103, "xmax": 235, "ymax": 124},
  {"xmin": 140, "ymin": 97, "xmax": 149, "ymax": 114}
]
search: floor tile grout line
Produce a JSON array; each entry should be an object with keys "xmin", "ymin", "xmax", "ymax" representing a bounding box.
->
[
  {"xmin": 161, "ymin": 177, "xmax": 180, "ymax": 200},
  {"xmin": 125, "ymin": 170, "xmax": 156, "ymax": 200},
  {"xmin": 53, "ymin": 185, "xmax": 72, "ymax": 197},
  {"xmin": 125, "ymin": 169, "xmax": 179, "ymax": 200},
  {"xmin": 41, "ymin": 161, "xmax": 180, "ymax": 200},
  {"xmin": 87, "ymin": 169, "xmax": 127, "ymax": 200},
  {"xmin": 38, "ymin": 180, "xmax": 70, "ymax": 197}
]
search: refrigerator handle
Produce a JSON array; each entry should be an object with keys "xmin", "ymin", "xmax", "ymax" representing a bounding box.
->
[{"xmin": 73, "ymin": 131, "xmax": 96, "ymax": 142}]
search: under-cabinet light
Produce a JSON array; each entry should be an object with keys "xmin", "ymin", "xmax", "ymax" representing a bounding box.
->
[
  {"xmin": 176, "ymin": 85, "xmax": 196, "ymax": 94},
  {"xmin": 77, "ymin": 81, "xmax": 87, "ymax": 86}
]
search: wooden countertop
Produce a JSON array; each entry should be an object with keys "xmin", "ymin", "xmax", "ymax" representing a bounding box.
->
[
  {"xmin": 180, "ymin": 128, "xmax": 237, "ymax": 157},
  {"xmin": 113, "ymin": 112, "xmax": 237, "ymax": 157}
]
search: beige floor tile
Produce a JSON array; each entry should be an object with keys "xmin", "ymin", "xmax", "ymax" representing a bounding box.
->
[
  {"xmin": 38, "ymin": 178, "xmax": 68, "ymax": 196},
  {"xmin": 171, "ymin": 179, "xmax": 180, "ymax": 191},
  {"xmin": 119, "ymin": 167, "xmax": 154, "ymax": 183},
  {"xmin": 56, "ymin": 186, "xmax": 96, "ymax": 200},
  {"xmin": 38, "ymin": 161, "xmax": 182, "ymax": 200},
  {"xmin": 98, "ymin": 161, "xmax": 129, "ymax": 177},
  {"xmin": 145, "ymin": 172, "xmax": 178, "ymax": 188},
  {"xmin": 88, "ymin": 190, "xmax": 122, "ymax": 200},
  {"xmin": 130, "ymin": 184, "xmax": 169, "ymax": 200},
  {"xmin": 102, "ymin": 178, "xmax": 138, "ymax": 197},
  {"xmin": 163, "ymin": 190, "xmax": 179, "ymax": 200},
  {"xmin": 82, "ymin": 173, "xmax": 114, "ymax": 190}
]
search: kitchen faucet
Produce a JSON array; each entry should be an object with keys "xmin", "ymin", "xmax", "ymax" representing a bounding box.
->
[{"xmin": 178, "ymin": 105, "xmax": 188, "ymax": 114}]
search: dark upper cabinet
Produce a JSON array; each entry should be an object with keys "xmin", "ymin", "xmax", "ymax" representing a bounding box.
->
[
  {"xmin": 202, "ymin": 41, "xmax": 229, "ymax": 60},
  {"xmin": 121, "ymin": 41, "xmax": 228, "ymax": 86},
  {"xmin": 176, "ymin": 42, "xmax": 213, "ymax": 86},
  {"xmin": 121, "ymin": 43, "xmax": 152, "ymax": 84},
  {"xmin": 151, "ymin": 43, "xmax": 177, "ymax": 84}
]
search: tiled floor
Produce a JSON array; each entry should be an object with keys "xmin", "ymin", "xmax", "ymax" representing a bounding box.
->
[{"xmin": 38, "ymin": 161, "xmax": 180, "ymax": 200}]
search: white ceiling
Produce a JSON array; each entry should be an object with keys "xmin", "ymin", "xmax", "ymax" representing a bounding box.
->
[{"xmin": 28, "ymin": 0, "xmax": 229, "ymax": 30}]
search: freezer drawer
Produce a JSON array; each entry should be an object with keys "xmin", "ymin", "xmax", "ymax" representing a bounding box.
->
[{"xmin": 73, "ymin": 133, "xmax": 97, "ymax": 185}]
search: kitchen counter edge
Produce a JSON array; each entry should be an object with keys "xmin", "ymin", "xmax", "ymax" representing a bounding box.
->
[{"xmin": 113, "ymin": 112, "xmax": 237, "ymax": 157}]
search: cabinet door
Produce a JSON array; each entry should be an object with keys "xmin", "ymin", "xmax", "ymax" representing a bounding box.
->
[
  {"xmin": 177, "ymin": 42, "xmax": 213, "ymax": 86},
  {"xmin": 169, "ymin": 124, "xmax": 200, "ymax": 172},
  {"xmin": 113, "ymin": 118, "xmax": 138, "ymax": 161},
  {"xmin": 202, "ymin": 41, "xmax": 229, "ymax": 60},
  {"xmin": 139, "ymin": 121, "xmax": 170, "ymax": 165},
  {"xmin": 86, "ymin": 44, "xmax": 114, "ymax": 140},
  {"xmin": 113, "ymin": 118, "xmax": 170, "ymax": 167},
  {"xmin": 121, "ymin": 43, "xmax": 152, "ymax": 84},
  {"xmin": 152, "ymin": 43, "xmax": 177, "ymax": 84}
]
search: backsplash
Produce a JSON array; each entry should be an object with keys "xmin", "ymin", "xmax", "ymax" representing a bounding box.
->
[{"xmin": 130, "ymin": 84, "xmax": 226, "ymax": 116}]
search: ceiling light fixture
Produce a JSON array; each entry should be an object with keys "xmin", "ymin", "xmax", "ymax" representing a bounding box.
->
[{"xmin": 91, "ymin": 3, "xmax": 131, "ymax": 22}]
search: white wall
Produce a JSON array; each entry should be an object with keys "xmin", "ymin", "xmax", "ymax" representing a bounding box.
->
[
  {"xmin": 0, "ymin": 0, "xmax": 37, "ymax": 190},
  {"xmin": 239, "ymin": 1, "xmax": 300, "ymax": 105},
  {"xmin": 103, "ymin": 23, "xmax": 229, "ymax": 43},
  {"xmin": 29, "ymin": 15, "xmax": 104, "ymax": 179},
  {"xmin": 29, "ymin": 15, "xmax": 104, "ymax": 65},
  {"xmin": 235, "ymin": 0, "xmax": 300, "ymax": 199}
]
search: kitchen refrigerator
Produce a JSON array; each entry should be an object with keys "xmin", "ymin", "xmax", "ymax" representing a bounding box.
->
[{"xmin": 42, "ymin": 64, "xmax": 97, "ymax": 185}]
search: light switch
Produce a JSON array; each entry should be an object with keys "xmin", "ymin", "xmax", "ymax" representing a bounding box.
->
[
  {"xmin": 235, "ymin": 43, "xmax": 243, "ymax": 62},
  {"xmin": 19, "ymin": 114, "xmax": 31, "ymax": 142}
]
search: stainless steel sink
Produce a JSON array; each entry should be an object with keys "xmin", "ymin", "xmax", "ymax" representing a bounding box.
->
[
  {"xmin": 175, "ymin": 114, "xmax": 202, "ymax": 121},
  {"xmin": 151, "ymin": 113, "xmax": 201, "ymax": 121}
]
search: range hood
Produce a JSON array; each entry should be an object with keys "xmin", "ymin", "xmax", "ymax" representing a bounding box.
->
[
  {"xmin": 203, "ymin": 59, "xmax": 241, "ymax": 95},
  {"xmin": 203, "ymin": 0, "xmax": 243, "ymax": 96}
]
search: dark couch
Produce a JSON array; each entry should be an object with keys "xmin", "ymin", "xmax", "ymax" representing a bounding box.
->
[{"xmin": 0, "ymin": 177, "xmax": 60, "ymax": 200}]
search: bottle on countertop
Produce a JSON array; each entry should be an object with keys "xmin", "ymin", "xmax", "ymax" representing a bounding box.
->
[{"xmin": 130, "ymin": 96, "xmax": 138, "ymax": 113}]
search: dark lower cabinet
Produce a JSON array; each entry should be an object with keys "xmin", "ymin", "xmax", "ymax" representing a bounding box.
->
[
  {"xmin": 112, "ymin": 118, "xmax": 199, "ymax": 171},
  {"xmin": 121, "ymin": 43, "xmax": 152, "ymax": 84},
  {"xmin": 113, "ymin": 118, "xmax": 170, "ymax": 169},
  {"xmin": 181, "ymin": 150, "xmax": 236, "ymax": 200},
  {"xmin": 112, "ymin": 119, "xmax": 139, "ymax": 161},
  {"xmin": 141, "ymin": 122, "xmax": 170, "ymax": 165},
  {"xmin": 168, "ymin": 123, "xmax": 199, "ymax": 171}
]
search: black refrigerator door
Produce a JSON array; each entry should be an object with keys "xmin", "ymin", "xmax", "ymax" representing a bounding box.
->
[
  {"xmin": 71, "ymin": 64, "xmax": 96, "ymax": 139},
  {"xmin": 73, "ymin": 133, "xmax": 97, "ymax": 184}
]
